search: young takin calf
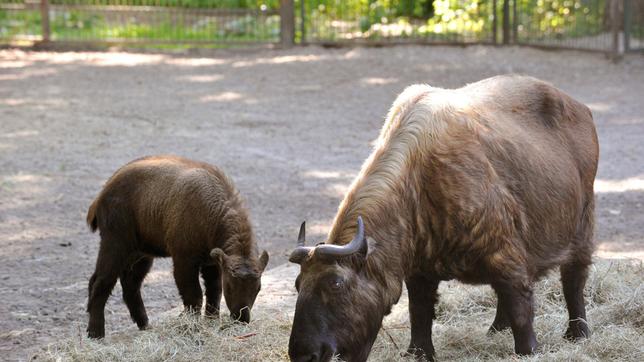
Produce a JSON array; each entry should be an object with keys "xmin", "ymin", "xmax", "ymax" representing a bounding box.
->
[{"xmin": 86, "ymin": 155, "xmax": 269, "ymax": 338}]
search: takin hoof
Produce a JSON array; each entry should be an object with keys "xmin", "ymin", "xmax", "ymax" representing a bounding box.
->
[
  {"xmin": 133, "ymin": 314, "xmax": 149, "ymax": 330},
  {"xmin": 514, "ymin": 339, "xmax": 538, "ymax": 356},
  {"xmin": 86, "ymin": 326, "xmax": 105, "ymax": 339},
  {"xmin": 403, "ymin": 346, "xmax": 435, "ymax": 362},
  {"xmin": 180, "ymin": 305, "xmax": 202, "ymax": 316},
  {"xmin": 136, "ymin": 320, "xmax": 150, "ymax": 331},
  {"xmin": 204, "ymin": 307, "xmax": 220, "ymax": 319},
  {"xmin": 564, "ymin": 320, "xmax": 591, "ymax": 341}
]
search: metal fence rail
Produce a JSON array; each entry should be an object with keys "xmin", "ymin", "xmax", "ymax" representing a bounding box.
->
[
  {"xmin": 0, "ymin": 0, "xmax": 281, "ymax": 44},
  {"xmin": 298, "ymin": 0, "xmax": 498, "ymax": 45}
]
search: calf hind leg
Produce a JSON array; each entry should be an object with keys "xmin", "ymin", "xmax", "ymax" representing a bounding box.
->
[
  {"xmin": 561, "ymin": 261, "xmax": 591, "ymax": 340},
  {"xmin": 120, "ymin": 255, "xmax": 153, "ymax": 330},
  {"xmin": 87, "ymin": 237, "xmax": 128, "ymax": 338}
]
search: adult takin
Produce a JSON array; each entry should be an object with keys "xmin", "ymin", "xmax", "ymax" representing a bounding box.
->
[
  {"xmin": 288, "ymin": 75, "xmax": 598, "ymax": 361},
  {"xmin": 86, "ymin": 155, "xmax": 269, "ymax": 338}
]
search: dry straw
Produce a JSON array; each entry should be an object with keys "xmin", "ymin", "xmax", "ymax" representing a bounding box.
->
[{"xmin": 46, "ymin": 259, "xmax": 643, "ymax": 361}]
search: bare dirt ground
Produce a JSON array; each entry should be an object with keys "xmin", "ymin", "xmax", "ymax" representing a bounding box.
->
[{"xmin": 0, "ymin": 45, "xmax": 643, "ymax": 361}]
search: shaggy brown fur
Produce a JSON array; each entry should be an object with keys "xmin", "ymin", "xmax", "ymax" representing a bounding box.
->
[
  {"xmin": 86, "ymin": 155, "xmax": 269, "ymax": 339},
  {"xmin": 289, "ymin": 75, "xmax": 598, "ymax": 362}
]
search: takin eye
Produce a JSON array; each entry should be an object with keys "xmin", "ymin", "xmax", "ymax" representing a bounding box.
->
[{"xmin": 328, "ymin": 278, "xmax": 344, "ymax": 292}]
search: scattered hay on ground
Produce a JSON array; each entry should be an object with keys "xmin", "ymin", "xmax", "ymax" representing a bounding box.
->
[{"xmin": 45, "ymin": 259, "xmax": 643, "ymax": 361}]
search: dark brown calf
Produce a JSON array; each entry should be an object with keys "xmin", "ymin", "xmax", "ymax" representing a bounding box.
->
[{"xmin": 86, "ymin": 155, "xmax": 269, "ymax": 338}]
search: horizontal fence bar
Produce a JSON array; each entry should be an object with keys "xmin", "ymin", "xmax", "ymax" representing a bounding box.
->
[
  {"xmin": 306, "ymin": 39, "xmax": 497, "ymax": 47},
  {"xmin": 515, "ymin": 42, "xmax": 614, "ymax": 55},
  {"xmin": 0, "ymin": 3, "xmax": 278, "ymax": 16},
  {"xmin": 32, "ymin": 38, "xmax": 278, "ymax": 46}
]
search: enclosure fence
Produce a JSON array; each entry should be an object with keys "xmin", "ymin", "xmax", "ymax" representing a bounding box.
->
[
  {"xmin": 0, "ymin": 0, "xmax": 281, "ymax": 45},
  {"xmin": 1, "ymin": 0, "xmax": 642, "ymax": 53},
  {"xmin": 297, "ymin": 0, "xmax": 498, "ymax": 45},
  {"xmin": 624, "ymin": 0, "xmax": 644, "ymax": 51}
]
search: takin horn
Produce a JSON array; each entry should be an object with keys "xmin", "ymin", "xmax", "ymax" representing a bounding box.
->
[
  {"xmin": 314, "ymin": 216, "xmax": 366, "ymax": 259},
  {"xmin": 289, "ymin": 221, "xmax": 313, "ymax": 264}
]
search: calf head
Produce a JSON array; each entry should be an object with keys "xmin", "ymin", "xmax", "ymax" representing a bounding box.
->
[
  {"xmin": 288, "ymin": 217, "xmax": 386, "ymax": 362},
  {"xmin": 210, "ymin": 248, "xmax": 269, "ymax": 323}
]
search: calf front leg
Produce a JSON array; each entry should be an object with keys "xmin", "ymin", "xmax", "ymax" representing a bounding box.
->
[
  {"xmin": 492, "ymin": 280, "xmax": 537, "ymax": 355},
  {"xmin": 201, "ymin": 264, "xmax": 222, "ymax": 317},
  {"xmin": 406, "ymin": 274, "xmax": 440, "ymax": 361},
  {"xmin": 172, "ymin": 257, "xmax": 203, "ymax": 314}
]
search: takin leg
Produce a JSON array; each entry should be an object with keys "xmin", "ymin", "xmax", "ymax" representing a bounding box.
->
[
  {"xmin": 201, "ymin": 264, "xmax": 222, "ymax": 317},
  {"xmin": 561, "ymin": 198, "xmax": 594, "ymax": 341},
  {"xmin": 492, "ymin": 280, "xmax": 538, "ymax": 355},
  {"xmin": 172, "ymin": 256, "xmax": 203, "ymax": 314},
  {"xmin": 561, "ymin": 261, "xmax": 591, "ymax": 340},
  {"xmin": 120, "ymin": 255, "xmax": 153, "ymax": 330},
  {"xmin": 87, "ymin": 236, "xmax": 128, "ymax": 338},
  {"xmin": 405, "ymin": 274, "xmax": 440, "ymax": 361},
  {"xmin": 488, "ymin": 293, "xmax": 511, "ymax": 334}
]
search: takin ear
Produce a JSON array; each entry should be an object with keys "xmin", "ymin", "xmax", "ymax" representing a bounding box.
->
[
  {"xmin": 365, "ymin": 237, "xmax": 377, "ymax": 258},
  {"xmin": 258, "ymin": 250, "xmax": 269, "ymax": 272},
  {"xmin": 210, "ymin": 248, "xmax": 229, "ymax": 267}
]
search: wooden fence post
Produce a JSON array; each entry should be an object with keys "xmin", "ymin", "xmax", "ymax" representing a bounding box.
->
[
  {"xmin": 512, "ymin": 0, "xmax": 518, "ymax": 43},
  {"xmin": 300, "ymin": 0, "xmax": 306, "ymax": 43},
  {"xmin": 492, "ymin": 0, "xmax": 497, "ymax": 44},
  {"xmin": 624, "ymin": 0, "xmax": 631, "ymax": 53},
  {"xmin": 280, "ymin": 0, "xmax": 295, "ymax": 47},
  {"xmin": 40, "ymin": 0, "xmax": 51, "ymax": 43},
  {"xmin": 502, "ymin": 0, "xmax": 510, "ymax": 44},
  {"xmin": 610, "ymin": 0, "xmax": 621, "ymax": 60}
]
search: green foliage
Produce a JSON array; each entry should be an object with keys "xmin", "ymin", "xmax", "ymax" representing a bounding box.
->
[
  {"xmin": 515, "ymin": 0, "xmax": 607, "ymax": 39},
  {"xmin": 299, "ymin": 0, "xmax": 491, "ymax": 41},
  {"xmin": 47, "ymin": 12, "xmax": 280, "ymax": 41},
  {"xmin": 422, "ymin": 0, "xmax": 491, "ymax": 36},
  {"xmin": 0, "ymin": 0, "xmax": 623, "ymax": 46},
  {"xmin": 0, "ymin": 9, "xmax": 41, "ymax": 38}
]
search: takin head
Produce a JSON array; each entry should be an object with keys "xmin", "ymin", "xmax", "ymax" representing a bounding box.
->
[
  {"xmin": 288, "ymin": 217, "xmax": 387, "ymax": 362},
  {"xmin": 210, "ymin": 248, "xmax": 269, "ymax": 323}
]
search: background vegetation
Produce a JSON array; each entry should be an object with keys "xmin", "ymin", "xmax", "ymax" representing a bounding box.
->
[{"xmin": 1, "ymin": 0, "xmax": 640, "ymax": 47}]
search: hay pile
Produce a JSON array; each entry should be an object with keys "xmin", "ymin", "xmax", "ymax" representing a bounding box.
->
[{"xmin": 46, "ymin": 259, "xmax": 643, "ymax": 361}]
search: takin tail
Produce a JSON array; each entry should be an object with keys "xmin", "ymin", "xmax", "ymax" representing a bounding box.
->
[{"xmin": 86, "ymin": 198, "xmax": 99, "ymax": 233}]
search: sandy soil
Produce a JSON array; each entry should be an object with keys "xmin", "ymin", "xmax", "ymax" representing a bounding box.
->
[{"xmin": 0, "ymin": 45, "xmax": 643, "ymax": 361}]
